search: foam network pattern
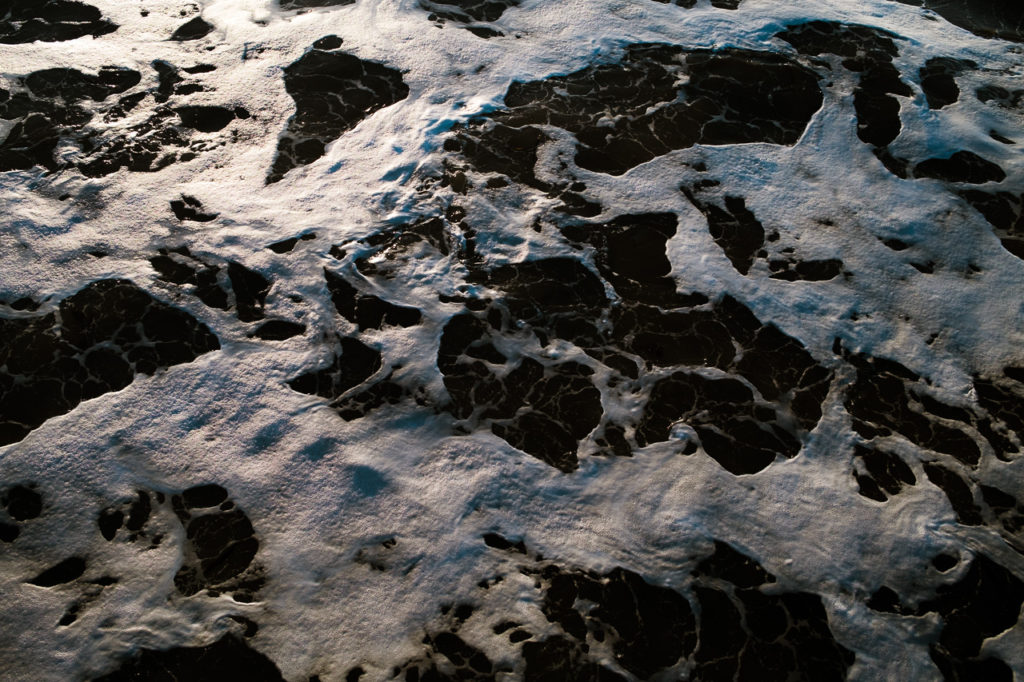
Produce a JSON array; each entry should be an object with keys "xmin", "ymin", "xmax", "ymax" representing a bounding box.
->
[
  {"xmin": 0, "ymin": 280, "xmax": 220, "ymax": 446},
  {"xmin": 1, "ymin": 0, "xmax": 1024, "ymax": 680}
]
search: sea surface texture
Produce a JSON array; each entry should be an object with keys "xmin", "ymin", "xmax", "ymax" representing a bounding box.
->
[{"xmin": 1, "ymin": 0, "xmax": 1024, "ymax": 680}]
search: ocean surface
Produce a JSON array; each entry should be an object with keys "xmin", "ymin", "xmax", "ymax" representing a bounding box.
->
[{"xmin": 1, "ymin": 0, "xmax": 1024, "ymax": 679}]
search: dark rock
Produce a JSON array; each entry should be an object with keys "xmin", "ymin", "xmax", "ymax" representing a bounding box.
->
[
  {"xmin": 923, "ymin": 463, "xmax": 983, "ymax": 525},
  {"xmin": 268, "ymin": 238, "xmax": 300, "ymax": 254},
  {"xmin": 561, "ymin": 213, "xmax": 702, "ymax": 306},
  {"xmin": 447, "ymin": 43, "xmax": 821, "ymax": 180},
  {"xmin": 681, "ymin": 183, "xmax": 843, "ymax": 281},
  {"xmin": 23, "ymin": 66, "xmax": 141, "ymax": 102},
  {"xmin": 465, "ymin": 25, "xmax": 502, "ymax": 38},
  {"xmin": 94, "ymin": 634, "xmax": 284, "ymax": 681},
  {"xmin": 422, "ymin": 0, "xmax": 518, "ymax": 23},
  {"xmin": 0, "ymin": 280, "xmax": 219, "ymax": 446},
  {"xmin": 595, "ymin": 424, "xmax": 632, "ymax": 457},
  {"xmin": 891, "ymin": 0, "xmax": 1024, "ymax": 43},
  {"xmin": 173, "ymin": 496, "xmax": 262, "ymax": 597},
  {"xmin": 420, "ymin": 0, "xmax": 519, "ymax": 37},
  {"xmin": 186, "ymin": 511, "xmax": 257, "ymax": 583},
  {"xmin": 914, "ymin": 151, "xmax": 1006, "ymax": 184},
  {"xmin": 170, "ymin": 16, "xmax": 213, "ymax": 41},
  {"xmin": 0, "ymin": 59, "xmax": 240, "ymax": 176},
  {"xmin": 395, "ymin": 628, "xmax": 496, "ymax": 680},
  {"xmin": 471, "ymin": 258, "xmax": 607, "ymax": 337},
  {"xmin": 627, "ymin": 295, "xmax": 832, "ymax": 430},
  {"xmin": 0, "ymin": 0, "xmax": 118, "ymax": 44},
  {"xmin": 769, "ymin": 258, "xmax": 844, "ymax": 282},
  {"xmin": 853, "ymin": 444, "xmax": 917, "ymax": 502},
  {"xmin": 489, "ymin": 362, "xmax": 602, "ymax": 472},
  {"xmin": 97, "ymin": 508, "xmax": 123, "ymax": 540},
  {"xmin": 76, "ymin": 107, "xmax": 191, "ymax": 176},
  {"xmin": 175, "ymin": 106, "xmax": 236, "ymax": 132},
  {"xmin": 288, "ymin": 337, "xmax": 382, "ymax": 401},
  {"xmin": 692, "ymin": 586, "xmax": 854, "ymax": 681},
  {"xmin": 493, "ymin": 621, "xmax": 518, "ymax": 634},
  {"xmin": 537, "ymin": 565, "xmax": 697, "ymax": 678},
  {"xmin": 227, "ymin": 262, "xmax": 271, "ymax": 322},
  {"xmin": 430, "ymin": 632, "xmax": 492, "ymax": 673},
  {"xmin": 250, "ymin": 320, "xmax": 306, "ymax": 341},
  {"xmin": 312, "ymin": 35, "xmax": 343, "ymax": 50},
  {"xmin": 976, "ymin": 84, "xmax": 1024, "ymax": 108},
  {"xmin": 919, "ymin": 57, "xmax": 975, "ymax": 109},
  {"xmin": 9, "ymin": 297, "xmax": 42, "ymax": 311},
  {"xmin": 636, "ymin": 370, "xmax": 800, "ymax": 474},
  {"xmin": 267, "ymin": 232, "xmax": 316, "ymax": 254},
  {"xmin": 842, "ymin": 352, "xmax": 982, "ymax": 467},
  {"xmin": 0, "ymin": 113, "xmax": 61, "ymax": 172},
  {"xmin": 775, "ymin": 20, "xmax": 901, "ymax": 67},
  {"xmin": 981, "ymin": 489, "xmax": 1024, "ymax": 542},
  {"xmin": 682, "ymin": 191, "xmax": 764, "ymax": 275},
  {"xmin": 867, "ymin": 586, "xmax": 903, "ymax": 613},
  {"xmin": 182, "ymin": 484, "xmax": 229, "ymax": 509},
  {"xmin": 332, "ymin": 379, "xmax": 405, "ymax": 421},
  {"xmin": 440, "ymin": 247, "xmax": 830, "ymax": 474},
  {"xmin": 874, "ymin": 146, "xmax": 911, "ymax": 178},
  {"xmin": 855, "ymin": 473, "xmax": 887, "ymax": 503},
  {"xmin": 934, "ymin": 656, "xmax": 1014, "ymax": 682},
  {"xmin": 324, "ymin": 269, "xmax": 421, "ymax": 330},
  {"xmin": 523, "ymin": 636, "xmax": 626, "ymax": 682},
  {"xmin": 0, "ymin": 65, "xmax": 144, "ymax": 172},
  {"xmin": 854, "ymin": 73, "xmax": 909, "ymax": 146},
  {"xmin": 3, "ymin": 484, "xmax": 42, "ymax": 520},
  {"xmin": 917, "ymin": 553, "xmax": 1023, "ymax": 678},
  {"xmin": 376, "ymin": 542, "xmax": 851, "ymax": 681},
  {"xmin": 932, "ymin": 554, "xmax": 959, "ymax": 572},
  {"xmin": 960, "ymin": 190, "xmax": 1024, "ymax": 261},
  {"xmin": 153, "ymin": 60, "xmax": 182, "ymax": 103},
  {"xmin": 97, "ymin": 491, "xmax": 154, "ymax": 542},
  {"xmin": 105, "ymin": 91, "xmax": 147, "ymax": 119},
  {"xmin": 98, "ymin": 485, "xmax": 263, "ymax": 598},
  {"xmin": 267, "ymin": 46, "xmax": 409, "ymax": 183},
  {"xmin": 152, "ymin": 250, "xmax": 271, "ymax": 323},
  {"xmin": 972, "ymin": 371, "xmax": 1024, "ymax": 460},
  {"xmin": 482, "ymin": 532, "xmax": 527, "ymax": 553},
  {"xmin": 523, "ymin": 542, "xmax": 852, "ymax": 682},
  {"xmin": 777, "ymin": 21, "xmax": 909, "ymax": 148},
  {"xmin": 695, "ymin": 540, "xmax": 776, "ymax": 588},
  {"xmin": 150, "ymin": 247, "xmax": 229, "ymax": 311},
  {"xmin": 170, "ymin": 195, "xmax": 218, "ymax": 222},
  {"xmin": 27, "ymin": 557, "xmax": 86, "ymax": 586},
  {"xmin": 125, "ymin": 491, "xmax": 152, "ymax": 531},
  {"xmin": 438, "ymin": 308, "xmax": 602, "ymax": 472}
]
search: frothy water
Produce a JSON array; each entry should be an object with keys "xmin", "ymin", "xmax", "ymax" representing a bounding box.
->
[{"xmin": 1, "ymin": 0, "xmax": 1023, "ymax": 679}]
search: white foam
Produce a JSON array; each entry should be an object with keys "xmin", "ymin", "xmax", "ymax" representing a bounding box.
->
[{"xmin": 1, "ymin": 0, "xmax": 1023, "ymax": 679}]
